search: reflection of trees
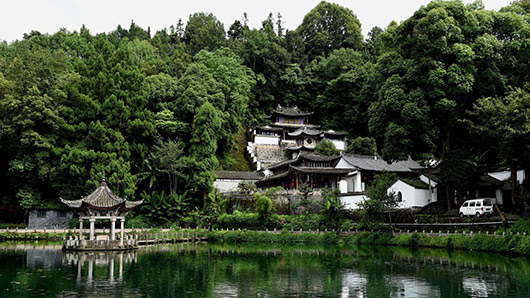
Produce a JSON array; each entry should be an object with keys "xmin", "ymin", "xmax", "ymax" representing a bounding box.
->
[{"xmin": 1, "ymin": 242, "xmax": 530, "ymax": 297}]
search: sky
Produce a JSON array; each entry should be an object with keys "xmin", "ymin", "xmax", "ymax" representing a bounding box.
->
[{"xmin": 0, "ymin": 0, "xmax": 514, "ymax": 42}]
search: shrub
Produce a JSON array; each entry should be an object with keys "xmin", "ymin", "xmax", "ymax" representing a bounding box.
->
[
  {"xmin": 340, "ymin": 220, "xmax": 355, "ymax": 231},
  {"xmin": 509, "ymin": 219, "xmax": 530, "ymax": 235},
  {"xmin": 254, "ymin": 193, "xmax": 274, "ymax": 220},
  {"xmin": 283, "ymin": 214, "xmax": 322, "ymax": 230},
  {"xmin": 126, "ymin": 215, "xmax": 150, "ymax": 228},
  {"xmin": 214, "ymin": 211, "xmax": 265, "ymax": 230}
]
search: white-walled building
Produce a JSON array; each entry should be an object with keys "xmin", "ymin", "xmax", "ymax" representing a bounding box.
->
[
  {"xmin": 336, "ymin": 154, "xmax": 436, "ymax": 210},
  {"xmin": 214, "ymin": 171, "xmax": 263, "ymax": 193}
]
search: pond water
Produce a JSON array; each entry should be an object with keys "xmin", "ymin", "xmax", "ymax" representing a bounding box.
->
[{"xmin": 1, "ymin": 242, "xmax": 530, "ymax": 297}]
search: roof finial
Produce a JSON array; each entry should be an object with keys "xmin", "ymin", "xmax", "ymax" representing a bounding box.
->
[{"xmin": 101, "ymin": 172, "xmax": 107, "ymax": 186}]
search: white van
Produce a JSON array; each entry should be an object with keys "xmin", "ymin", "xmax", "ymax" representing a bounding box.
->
[{"xmin": 459, "ymin": 198, "xmax": 494, "ymax": 218}]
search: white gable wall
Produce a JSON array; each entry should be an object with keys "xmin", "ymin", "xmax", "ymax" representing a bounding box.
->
[
  {"xmin": 335, "ymin": 157, "xmax": 354, "ymax": 169},
  {"xmin": 488, "ymin": 170, "xmax": 526, "ymax": 184},
  {"xmin": 388, "ymin": 180, "xmax": 436, "ymax": 208},
  {"xmin": 340, "ymin": 193, "xmax": 367, "ymax": 209}
]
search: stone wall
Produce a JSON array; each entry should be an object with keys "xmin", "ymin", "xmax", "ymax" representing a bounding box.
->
[
  {"xmin": 220, "ymin": 190, "xmax": 324, "ymax": 215},
  {"xmin": 254, "ymin": 144, "xmax": 287, "ymax": 169},
  {"xmin": 28, "ymin": 210, "xmax": 74, "ymax": 229}
]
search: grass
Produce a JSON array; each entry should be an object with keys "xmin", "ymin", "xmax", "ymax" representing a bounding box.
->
[
  {"xmin": 205, "ymin": 229, "xmax": 530, "ymax": 256},
  {"xmin": 218, "ymin": 127, "xmax": 252, "ymax": 171}
]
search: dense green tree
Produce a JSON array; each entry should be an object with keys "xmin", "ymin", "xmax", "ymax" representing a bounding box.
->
[
  {"xmin": 306, "ymin": 48, "xmax": 374, "ymax": 134},
  {"xmin": 184, "ymin": 13, "xmax": 226, "ymax": 55},
  {"xmin": 315, "ymin": 139, "xmax": 339, "ymax": 156},
  {"xmin": 346, "ymin": 137, "xmax": 377, "ymax": 155},
  {"xmin": 296, "ymin": 1, "xmax": 363, "ymax": 62},
  {"xmin": 151, "ymin": 139, "xmax": 186, "ymax": 194},
  {"xmin": 471, "ymin": 88, "xmax": 530, "ymax": 208},
  {"xmin": 358, "ymin": 172, "xmax": 398, "ymax": 228},
  {"xmin": 184, "ymin": 102, "xmax": 222, "ymax": 207},
  {"xmin": 369, "ymin": 1, "xmax": 530, "ymax": 163}
]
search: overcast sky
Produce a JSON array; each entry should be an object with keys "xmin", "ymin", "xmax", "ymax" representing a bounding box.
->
[{"xmin": 0, "ymin": 0, "xmax": 514, "ymax": 42}]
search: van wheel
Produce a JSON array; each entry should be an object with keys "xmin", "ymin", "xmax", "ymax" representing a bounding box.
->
[
  {"xmin": 460, "ymin": 212, "xmax": 464, "ymax": 218},
  {"xmin": 476, "ymin": 212, "xmax": 481, "ymax": 218}
]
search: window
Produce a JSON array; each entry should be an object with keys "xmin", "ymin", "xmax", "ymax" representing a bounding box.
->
[
  {"xmin": 397, "ymin": 192, "xmax": 402, "ymax": 202},
  {"xmin": 476, "ymin": 202, "xmax": 481, "ymax": 207},
  {"xmin": 57, "ymin": 211, "xmax": 67, "ymax": 218},
  {"xmin": 470, "ymin": 202, "xmax": 475, "ymax": 207},
  {"xmin": 462, "ymin": 202, "xmax": 468, "ymax": 207},
  {"xmin": 37, "ymin": 210, "xmax": 47, "ymax": 218},
  {"xmin": 483, "ymin": 199, "xmax": 493, "ymax": 206}
]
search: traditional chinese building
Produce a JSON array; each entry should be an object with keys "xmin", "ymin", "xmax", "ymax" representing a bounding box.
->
[
  {"xmin": 256, "ymin": 153, "xmax": 351, "ymax": 190},
  {"xmin": 61, "ymin": 176, "xmax": 142, "ymax": 251},
  {"xmin": 248, "ymin": 105, "xmax": 347, "ymax": 170}
]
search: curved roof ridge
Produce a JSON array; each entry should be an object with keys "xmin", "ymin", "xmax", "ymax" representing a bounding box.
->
[{"xmin": 61, "ymin": 178, "xmax": 142, "ymax": 210}]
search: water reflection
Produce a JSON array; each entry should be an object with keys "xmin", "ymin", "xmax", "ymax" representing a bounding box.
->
[
  {"xmin": 1, "ymin": 242, "xmax": 530, "ymax": 297},
  {"xmin": 63, "ymin": 250, "xmax": 137, "ymax": 287}
]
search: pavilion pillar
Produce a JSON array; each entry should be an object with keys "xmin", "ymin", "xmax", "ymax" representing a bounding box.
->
[
  {"xmin": 79, "ymin": 219, "xmax": 83, "ymax": 241},
  {"xmin": 109, "ymin": 258, "xmax": 115, "ymax": 281},
  {"xmin": 120, "ymin": 218, "xmax": 125, "ymax": 246},
  {"xmin": 88, "ymin": 258, "xmax": 94, "ymax": 284},
  {"xmin": 119, "ymin": 253, "xmax": 123, "ymax": 280},
  {"xmin": 89, "ymin": 217, "xmax": 95, "ymax": 240},
  {"xmin": 110, "ymin": 217, "xmax": 116, "ymax": 241}
]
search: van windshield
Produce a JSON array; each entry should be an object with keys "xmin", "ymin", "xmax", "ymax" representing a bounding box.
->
[{"xmin": 483, "ymin": 199, "xmax": 493, "ymax": 206}]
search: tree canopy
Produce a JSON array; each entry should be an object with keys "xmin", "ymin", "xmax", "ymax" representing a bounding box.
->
[{"xmin": 1, "ymin": 0, "xmax": 530, "ymax": 214}]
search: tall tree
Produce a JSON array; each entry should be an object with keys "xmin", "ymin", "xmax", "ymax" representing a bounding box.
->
[
  {"xmin": 471, "ymin": 88, "xmax": 530, "ymax": 209},
  {"xmin": 296, "ymin": 1, "xmax": 363, "ymax": 62},
  {"xmin": 184, "ymin": 13, "xmax": 226, "ymax": 55},
  {"xmin": 184, "ymin": 102, "xmax": 222, "ymax": 207}
]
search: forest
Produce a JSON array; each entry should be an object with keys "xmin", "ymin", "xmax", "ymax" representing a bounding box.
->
[{"xmin": 1, "ymin": 0, "xmax": 530, "ymax": 220}]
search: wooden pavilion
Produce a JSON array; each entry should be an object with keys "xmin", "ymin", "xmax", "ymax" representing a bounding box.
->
[{"xmin": 60, "ymin": 176, "xmax": 143, "ymax": 251}]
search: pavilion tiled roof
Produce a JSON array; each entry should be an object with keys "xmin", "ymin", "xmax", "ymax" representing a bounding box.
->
[
  {"xmin": 60, "ymin": 179, "xmax": 142, "ymax": 210},
  {"xmin": 272, "ymin": 105, "xmax": 313, "ymax": 117}
]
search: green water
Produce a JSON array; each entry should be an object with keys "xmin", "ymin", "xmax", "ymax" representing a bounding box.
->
[{"xmin": 1, "ymin": 242, "xmax": 530, "ymax": 297}]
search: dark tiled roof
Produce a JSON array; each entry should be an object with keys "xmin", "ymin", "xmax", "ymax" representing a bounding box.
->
[
  {"xmin": 270, "ymin": 123, "xmax": 321, "ymax": 129},
  {"xmin": 301, "ymin": 153, "xmax": 341, "ymax": 162},
  {"xmin": 286, "ymin": 145, "xmax": 316, "ymax": 151},
  {"xmin": 256, "ymin": 171, "xmax": 291, "ymax": 184},
  {"xmin": 266, "ymin": 157, "xmax": 298, "ymax": 170},
  {"xmin": 61, "ymin": 180, "xmax": 142, "ymax": 210},
  {"xmin": 288, "ymin": 126, "xmax": 322, "ymax": 137},
  {"xmin": 291, "ymin": 166, "xmax": 352, "ymax": 175},
  {"xmin": 341, "ymin": 154, "xmax": 421, "ymax": 173},
  {"xmin": 477, "ymin": 174, "xmax": 503, "ymax": 187},
  {"xmin": 272, "ymin": 105, "xmax": 313, "ymax": 117},
  {"xmin": 266, "ymin": 153, "xmax": 340, "ymax": 170},
  {"xmin": 214, "ymin": 171, "xmax": 263, "ymax": 180},
  {"xmin": 399, "ymin": 178, "xmax": 430, "ymax": 189}
]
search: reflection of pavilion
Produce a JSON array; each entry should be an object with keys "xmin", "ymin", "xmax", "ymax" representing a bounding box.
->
[
  {"xmin": 61, "ymin": 175, "xmax": 142, "ymax": 251},
  {"xmin": 63, "ymin": 251, "xmax": 137, "ymax": 287}
]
